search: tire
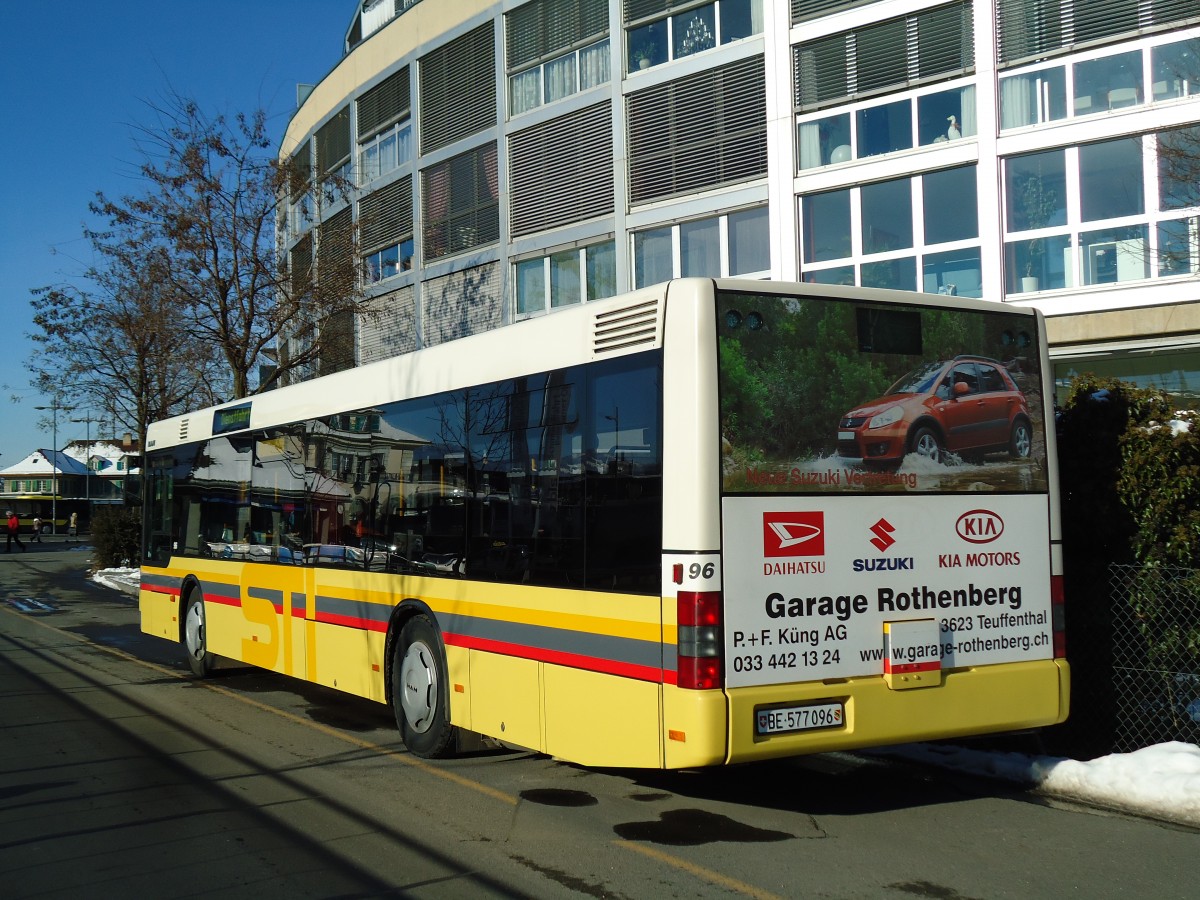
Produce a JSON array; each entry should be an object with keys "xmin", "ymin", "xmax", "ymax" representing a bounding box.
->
[
  {"xmin": 909, "ymin": 426, "xmax": 943, "ymax": 464},
  {"xmin": 1009, "ymin": 419, "xmax": 1033, "ymax": 459},
  {"xmin": 391, "ymin": 614, "xmax": 456, "ymax": 758},
  {"xmin": 183, "ymin": 589, "xmax": 215, "ymax": 677}
]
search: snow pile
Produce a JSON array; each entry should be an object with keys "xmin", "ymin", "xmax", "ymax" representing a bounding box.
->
[
  {"xmin": 91, "ymin": 566, "xmax": 140, "ymax": 596},
  {"xmin": 877, "ymin": 740, "xmax": 1200, "ymax": 827}
]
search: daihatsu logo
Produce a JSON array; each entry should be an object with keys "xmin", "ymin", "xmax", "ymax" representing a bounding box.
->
[
  {"xmin": 763, "ymin": 512, "xmax": 824, "ymax": 557},
  {"xmin": 956, "ymin": 509, "xmax": 1004, "ymax": 544}
]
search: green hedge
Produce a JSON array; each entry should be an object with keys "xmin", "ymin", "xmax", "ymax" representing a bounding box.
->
[{"xmin": 90, "ymin": 506, "xmax": 142, "ymax": 569}]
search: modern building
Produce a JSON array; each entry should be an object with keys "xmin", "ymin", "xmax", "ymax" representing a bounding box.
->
[{"xmin": 280, "ymin": 0, "xmax": 1200, "ymax": 405}]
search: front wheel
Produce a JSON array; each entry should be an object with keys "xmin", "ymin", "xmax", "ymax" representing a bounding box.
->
[
  {"xmin": 1009, "ymin": 419, "xmax": 1033, "ymax": 459},
  {"xmin": 391, "ymin": 614, "xmax": 456, "ymax": 758},
  {"xmin": 183, "ymin": 589, "xmax": 215, "ymax": 677},
  {"xmin": 909, "ymin": 426, "xmax": 943, "ymax": 464}
]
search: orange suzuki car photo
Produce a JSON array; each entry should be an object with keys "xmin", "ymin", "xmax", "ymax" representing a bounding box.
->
[{"xmin": 837, "ymin": 356, "xmax": 1033, "ymax": 466}]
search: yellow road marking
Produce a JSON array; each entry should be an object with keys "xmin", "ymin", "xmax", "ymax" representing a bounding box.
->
[
  {"xmin": 616, "ymin": 840, "xmax": 785, "ymax": 900},
  {"xmin": 4, "ymin": 604, "xmax": 781, "ymax": 898}
]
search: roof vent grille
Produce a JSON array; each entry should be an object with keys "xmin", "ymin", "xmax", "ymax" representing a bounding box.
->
[{"xmin": 593, "ymin": 299, "xmax": 660, "ymax": 354}]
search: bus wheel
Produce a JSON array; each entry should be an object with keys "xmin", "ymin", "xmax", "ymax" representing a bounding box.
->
[
  {"xmin": 392, "ymin": 615, "xmax": 456, "ymax": 758},
  {"xmin": 909, "ymin": 426, "xmax": 943, "ymax": 464},
  {"xmin": 182, "ymin": 589, "xmax": 215, "ymax": 677}
]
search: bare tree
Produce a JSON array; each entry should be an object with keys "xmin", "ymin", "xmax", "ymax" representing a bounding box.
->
[
  {"xmin": 29, "ymin": 213, "xmax": 219, "ymax": 452},
  {"xmin": 91, "ymin": 93, "xmax": 366, "ymax": 398}
]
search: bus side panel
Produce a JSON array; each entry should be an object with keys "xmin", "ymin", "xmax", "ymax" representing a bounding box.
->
[
  {"xmin": 661, "ymin": 683, "xmax": 730, "ymax": 768},
  {"xmin": 139, "ymin": 573, "xmax": 179, "ymax": 641},
  {"xmin": 727, "ymin": 659, "xmax": 1070, "ymax": 762},
  {"xmin": 445, "ymin": 644, "xmax": 472, "ymax": 731},
  {"xmin": 470, "ymin": 651, "xmax": 543, "ymax": 752},
  {"xmin": 543, "ymin": 666, "xmax": 662, "ymax": 768},
  {"xmin": 309, "ymin": 620, "xmax": 388, "ymax": 702}
]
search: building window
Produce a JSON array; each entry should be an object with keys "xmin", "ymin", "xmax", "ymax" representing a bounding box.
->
[
  {"xmin": 421, "ymin": 144, "xmax": 500, "ymax": 263},
  {"xmin": 632, "ymin": 206, "xmax": 770, "ymax": 288},
  {"xmin": 508, "ymin": 0, "xmax": 610, "ymax": 116},
  {"xmin": 996, "ymin": 0, "xmax": 1197, "ymax": 68},
  {"xmin": 359, "ymin": 122, "xmax": 412, "ymax": 186},
  {"xmin": 793, "ymin": 1, "xmax": 974, "ymax": 112},
  {"xmin": 1003, "ymin": 131, "xmax": 1198, "ymax": 295},
  {"xmin": 420, "ymin": 23, "xmax": 496, "ymax": 155},
  {"xmin": 1000, "ymin": 33, "xmax": 1200, "ymax": 131},
  {"xmin": 365, "ymin": 239, "xmax": 415, "ymax": 283},
  {"xmin": 626, "ymin": 0, "xmax": 763, "ymax": 73},
  {"xmin": 509, "ymin": 102, "xmax": 614, "ymax": 237},
  {"xmin": 801, "ymin": 166, "xmax": 982, "ymax": 297},
  {"xmin": 358, "ymin": 66, "xmax": 412, "ymax": 185},
  {"xmin": 515, "ymin": 241, "xmax": 617, "ymax": 317},
  {"xmin": 628, "ymin": 55, "xmax": 767, "ymax": 204},
  {"xmin": 316, "ymin": 106, "xmax": 352, "ymax": 192},
  {"xmin": 361, "ymin": 176, "xmax": 414, "ymax": 283}
]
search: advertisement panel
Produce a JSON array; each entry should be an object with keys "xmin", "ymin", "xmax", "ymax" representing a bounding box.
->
[
  {"xmin": 721, "ymin": 494, "xmax": 1054, "ymax": 688},
  {"xmin": 718, "ymin": 290, "xmax": 1049, "ymax": 496}
]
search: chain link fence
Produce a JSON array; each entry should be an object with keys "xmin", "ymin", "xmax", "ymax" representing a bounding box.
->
[{"xmin": 1107, "ymin": 563, "xmax": 1200, "ymax": 752}]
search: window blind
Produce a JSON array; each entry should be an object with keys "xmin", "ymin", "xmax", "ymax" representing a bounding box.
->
[
  {"xmin": 317, "ymin": 106, "xmax": 351, "ymax": 174},
  {"xmin": 628, "ymin": 55, "xmax": 767, "ymax": 204},
  {"xmin": 793, "ymin": 1, "xmax": 974, "ymax": 110},
  {"xmin": 359, "ymin": 176, "xmax": 413, "ymax": 251},
  {"xmin": 357, "ymin": 67, "xmax": 410, "ymax": 139},
  {"xmin": 509, "ymin": 102, "xmax": 614, "ymax": 236},
  {"xmin": 419, "ymin": 23, "xmax": 497, "ymax": 154}
]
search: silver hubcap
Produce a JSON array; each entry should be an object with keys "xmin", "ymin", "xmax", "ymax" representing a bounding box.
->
[
  {"xmin": 915, "ymin": 433, "xmax": 940, "ymax": 462},
  {"xmin": 185, "ymin": 601, "xmax": 206, "ymax": 661},
  {"xmin": 1014, "ymin": 426, "xmax": 1031, "ymax": 457},
  {"xmin": 400, "ymin": 640, "xmax": 437, "ymax": 734}
]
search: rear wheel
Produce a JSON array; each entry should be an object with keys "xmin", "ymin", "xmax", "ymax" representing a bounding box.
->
[
  {"xmin": 183, "ymin": 589, "xmax": 215, "ymax": 677},
  {"xmin": 909, "ymin": 426, "xmax": 943, "ymax": 464},
  {"xmin": 391, "ymin": 614, "xmax": 456, "ymax": 758},
  {"xmin": 1009, "ymin": 419, "xmax": 1032, "ymax": 459}
]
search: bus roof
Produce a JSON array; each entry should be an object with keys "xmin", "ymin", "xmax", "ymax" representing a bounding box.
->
[{"xmin": 146, "ymin": 279, "xmax": 1041, "ymax": 453}]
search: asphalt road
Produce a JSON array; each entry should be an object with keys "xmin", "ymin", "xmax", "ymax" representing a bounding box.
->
[{"xmin": 1, "ymin": 547, "xmax": 1195, "ymax": 899}]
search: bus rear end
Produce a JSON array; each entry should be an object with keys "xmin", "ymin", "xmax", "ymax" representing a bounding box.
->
[{"xmin": 668, "ymin": 281, "xmax": 1068, "ymax": 766}]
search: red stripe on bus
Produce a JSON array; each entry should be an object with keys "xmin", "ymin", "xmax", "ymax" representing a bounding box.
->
[
  {"xmin": 142, "ymin": 583, "xmax": 180, "ymax": 597},
  {"xmin": 445, "ymin": 632, "xmax": 664, "ymax": 683},
  {"xmin": 206, "ymin": 593, "xmax": 241, "ymax": 607},
  {"xmin": 884, "ymin": 660, "xmax": 941, "ymax": 674}
]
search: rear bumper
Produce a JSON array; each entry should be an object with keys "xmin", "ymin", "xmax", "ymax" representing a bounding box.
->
[{"xmin": 725, "ymin": 658, "xmax": 1070, "ymax": 764}]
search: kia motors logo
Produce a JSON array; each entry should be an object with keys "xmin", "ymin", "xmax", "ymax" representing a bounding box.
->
[
  {"xmin": 869, "ymin": 518, "xmax": 896, "ymax": 552},
  {"xmin": 955, "ymin": 509, "xmax": 1004, "ymax": 544},
  {"xmin": 763, "ymin": 512, "xmax": 824, "ymax": 557}
]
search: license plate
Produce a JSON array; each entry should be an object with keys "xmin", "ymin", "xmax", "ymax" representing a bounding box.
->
[{"xmin": 756, "ymin": 702, "xmax": 844, "ymax": 735}]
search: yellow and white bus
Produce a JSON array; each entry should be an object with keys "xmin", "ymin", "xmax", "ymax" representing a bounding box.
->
[{"xmin": 140, "ymin": 278, "xmax": 1068, "ymax": 768}]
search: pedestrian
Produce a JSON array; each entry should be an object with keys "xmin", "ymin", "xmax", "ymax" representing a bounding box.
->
[
  {"xmin": 68, "ymin": 511, "xmax": 78, "ymax": 542},
  {"xmin": 5, "ymin": 510, "xmax": 26, "ymax": 553},
  {"xmin": 31, "ymin": 516, "xmax": 42, "ymax": 543}
]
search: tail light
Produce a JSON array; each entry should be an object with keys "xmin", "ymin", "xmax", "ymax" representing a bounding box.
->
[
  {"xmin": 677, "ymin": 591, "xmax": 723, "ymax": 690},
  {"xmin": 1050, "ymin": 574, "xmax": 1066, "ymax": 658}
]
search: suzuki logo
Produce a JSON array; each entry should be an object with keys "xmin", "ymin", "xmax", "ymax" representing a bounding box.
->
[
  {"xmin": 763, "ymin": 512, "xmax": 824, "ymax": 557},
  {"xmin": 869, "ymin": 518, "xmax": 896, "ymax": 552},
  {"xmin": 955, "ymin": 509, "xmax": 1004, "ymax": 544}
]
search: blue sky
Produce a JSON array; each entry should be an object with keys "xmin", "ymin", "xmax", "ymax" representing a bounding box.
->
[{"xmin": 0, "ymin": 0, "xmax": 354, "ymax": 469}]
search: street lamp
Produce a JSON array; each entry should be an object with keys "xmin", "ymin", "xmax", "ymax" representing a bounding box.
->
[{"xmin": 34, "ymin": 400, "xmax": 74, "ymax": 535}]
